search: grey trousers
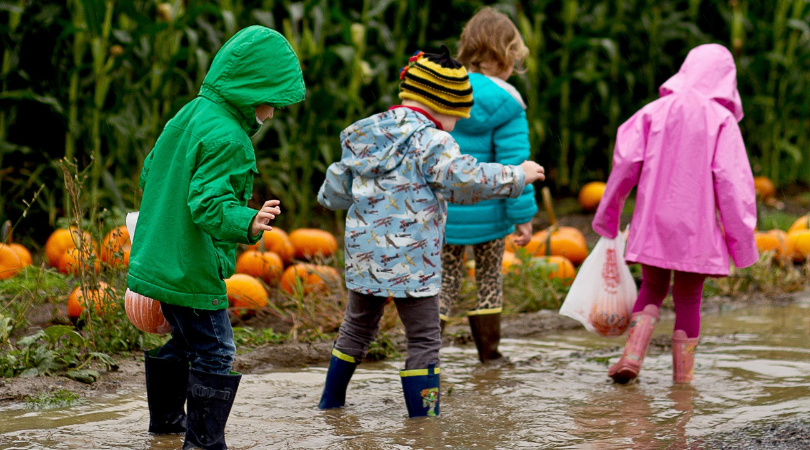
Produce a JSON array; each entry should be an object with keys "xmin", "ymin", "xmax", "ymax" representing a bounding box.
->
[{"xmin": 335, "ymin": 290, "xmax": 442, "ymax": 370}]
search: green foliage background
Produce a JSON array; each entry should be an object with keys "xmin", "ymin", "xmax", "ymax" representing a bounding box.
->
[{"xmin": 1, "ymin": 0, "xmax": 809, "ymax": 239}]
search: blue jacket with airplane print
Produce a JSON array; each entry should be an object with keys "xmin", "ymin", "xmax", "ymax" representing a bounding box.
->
[{"xmin": 317, "ymin": 107, "xmax": 526, "ymax": 298}]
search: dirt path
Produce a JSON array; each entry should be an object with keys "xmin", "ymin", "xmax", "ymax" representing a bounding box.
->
[{"xmin": 1, "ymin": 289, "xmax": 806, "ymax": 405}]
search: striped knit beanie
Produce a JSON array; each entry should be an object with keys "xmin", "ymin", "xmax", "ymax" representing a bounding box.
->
[{"xmin": 399, "ymin": 45, "xmax": 474, "ymax": 118}]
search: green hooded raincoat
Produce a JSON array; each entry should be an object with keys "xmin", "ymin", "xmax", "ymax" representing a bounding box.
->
[{"xmin": 127, "ymin": 26, "xmax": 305, "ymax": 310}]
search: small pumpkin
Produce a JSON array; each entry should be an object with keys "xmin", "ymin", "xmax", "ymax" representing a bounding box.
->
[
  {"xmin": 235, "ymin": 250, "xmax": 284, "ymax": 285},
  {"xmin": 533, "ymin": 255, "xmax": 577, "ymax": 284},
  {"xmin": 225, "ymin": 274, "xmax": 269, "ymax": 312},
  {"xmin": 788, "ymin": 215, "xmax": 810, "ymax": 234},
  {"xmin": 101, "ymin": 226, "xmax": 131, "ymax": 267},
  {"xmin": 57, "ymin": 247, "xmax": 99, "ymax": 276},
  {"xmin": 0, "ymin": 244, "xmax": 24, "ymax": 280},
  {"xmin": 280, "ymin": 264, "xmax": 340, "ymax": 294},
  {"xmin": 787, "ymin": 229, "xmax": 810, "ymax": 262},
  {"xmin": 505, "ymin": 233, "xmax": 543, "ymax": 255},
  {"xmin": 67, "ymin": 282, "xmax": 116, "ymax": 323},
  {"xmin": 124, "ymin": 289, "xmax": 171, "ymax": 335},
  {"xmin": 45, "ymin": 228, "xmax": 94, "ymax": 268},
  {"xmin": 755, "ymin": 230, "xmax": 788, "ymax": 259},
  {"xmin": 533, "ymin": 228, "xmax": 589, "ymax": 266},
  {"xmin": 578, "ymin": 182, "xmax": 607, "ymax": 212},
  {"xmin": 10, "ymin": 244, "xmax": 32, "ymax": 267},
  {"xmin": 248, "ymin": 228, "xmax": 294, "ymax": 266},
  {"xmin": 289, "ymin": 229, "xmax": 338, "ymax": 260},
  {"xmin": 753, "ymin": 176, "xmax": 776, "ymax": 200},
  {"xmin": 466, "ymin": 251, "xmax": 522, "ymax": 278}
]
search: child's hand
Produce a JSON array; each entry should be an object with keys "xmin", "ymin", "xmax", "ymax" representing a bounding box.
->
[
  {"xmin": 251, "ymin": 200, "xmax": 281, "ymax": 237},
  {"xmin": 520, "ymin": 161, "xmax": 545, "ymax": 184},
  {"xmin": 513, "ymin": 222, "xmax": 533, "ymax": 246}
]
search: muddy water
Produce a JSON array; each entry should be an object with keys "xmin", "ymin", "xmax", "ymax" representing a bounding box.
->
[{"xmin": 2, "ymin": 299, "xmax": 810, "ymax": 450}]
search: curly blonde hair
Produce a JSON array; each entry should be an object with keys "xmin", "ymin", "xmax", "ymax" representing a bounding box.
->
[{"xmin": 456, "ymin": 7, "xmax": 529, "ymax": 75}]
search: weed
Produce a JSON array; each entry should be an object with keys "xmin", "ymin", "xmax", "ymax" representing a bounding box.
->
[
  {"xmin": 365, "ymin": 332, "xmax": 401, "ymax": 362},
  {"xmin": 24, "ymin": 389, "xmax": 82, "ymax": 410}
]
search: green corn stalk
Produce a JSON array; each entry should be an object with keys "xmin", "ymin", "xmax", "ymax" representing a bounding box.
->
[
  {"xmin": 557, "ymin": 0, "xmax": 577, "ymax": 190},
  {"xmin": 0, "ymin": 0, "xmax": 26, "ymax": 220},
  {"xmin": 88, "ymin": 1, "xmax": 116, "ymax": 209}
]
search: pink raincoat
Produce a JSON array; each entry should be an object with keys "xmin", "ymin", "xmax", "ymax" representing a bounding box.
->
[{"xmin": 592, "ymin": 44, "xmax": 758, "ymax": 276}]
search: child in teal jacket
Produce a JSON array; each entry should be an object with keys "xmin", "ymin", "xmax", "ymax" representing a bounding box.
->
[{"xmin": 441, "ymin": 8, "xmax": 539, "ymax": 363}]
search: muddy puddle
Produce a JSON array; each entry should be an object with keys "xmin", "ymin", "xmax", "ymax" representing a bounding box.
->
[{"xmin": 2, "ymin": 298, "xmax": 810, "ymax": 449}]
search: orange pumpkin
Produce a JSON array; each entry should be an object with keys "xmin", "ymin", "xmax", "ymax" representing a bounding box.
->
[
  {"xmin": 289, "ymin": 229, "xmax": 338, "ymax": 260},
  {"xmin": 0, "ymin": 244, "xmax": 24, "ymax": 280},
  {"xmin": 248, "ymin": 228, "xmax": 295, "ymax": 265},
  {"xmin": 788, "ymin": 230, "xmax": 810, "ymax": 262},
  {"xmin": 9, "ymin": 243, "xmax": 32, "ymax": 267},
  {"xmin": 466, "ymin": 251, "xmax": 522, "ymax": 278},
  {"xmin": 534, "ymin": 255, "xmax": 577, "ymax": 284},
  {"xmin": 280, "ymin": 264, "xmax": 340, "ymax": 294},
  {"xmin": 45, "ymin": 228, "xmax": 94, "ymax": 268},
  {"xmin": 753, "ymin": 176, "xmax": 776, "ymax": 200},
  {"xmin": 755, "ymin": 230, "xmax": 788, "ymax": 259},
  {"xmin": 225, "ymin": 274, "xmax": 269, "ymax": 310},
  {"xmin": 533, "ymin": 228, "xmax": 589, "ymax": 266},
  {"xmin": 505, "ymin": 233, "xmax": 543, "ymax": 255},
  {"xmin": 788, "ymin": 215, "xmax": 810, "ymax": 234},
  {"xmin": 235, "ymin": 250, "xmax": 284, "ymax": 285},
  {"xmin": 578, "ymin": 182, "xmax": 607, "ymax": 212},
  {"xmin": 67, "ymin": 282, "xmax": 116, "ymax": 323},
  {"xmin": 57, "ymin": 247, "xmax": 99, "ymax": 275},
  {"xmin": 124, "ymin": 289, "xmax": 171, "ymax": 335},
  {"xmin": 101, "ymin": 226, "xmax": 131, "ymax": 267}
]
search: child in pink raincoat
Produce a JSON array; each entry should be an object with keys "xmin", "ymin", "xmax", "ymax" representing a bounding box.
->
[{"xmin": 592, "ymin": 44, "xmax": 758, "ymax": 384}]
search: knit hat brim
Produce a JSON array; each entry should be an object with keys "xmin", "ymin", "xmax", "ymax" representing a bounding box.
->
[{"xmin": 398, "ymin": 47, "xmax": 473, "ymax": 119}]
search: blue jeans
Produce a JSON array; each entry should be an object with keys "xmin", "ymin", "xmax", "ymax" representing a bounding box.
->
[{"xmin": 157, "ymin": 303, "xmax": 236, "ymax": 375}]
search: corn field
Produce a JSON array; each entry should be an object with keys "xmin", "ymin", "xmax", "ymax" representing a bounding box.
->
[{"xmin": 1, "ymin": 0, "xmax": 809, "ymax": 241}]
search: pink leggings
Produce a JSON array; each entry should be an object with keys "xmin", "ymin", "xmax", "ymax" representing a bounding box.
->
[{"xmin": 633, "ymin": 265, "xmax": 706, "ymax": 338}]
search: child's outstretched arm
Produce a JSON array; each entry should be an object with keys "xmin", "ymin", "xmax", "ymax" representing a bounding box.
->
[
  {"xmin": 713, "ymin": 117, "xmax": 758, "ymax": 269},
  {"xmin": 421, "ymin": 134, "xmax": 542, "ymax": 204},
  {"xmin": 187, "ymin": 144, "xmax": 263, "ymax": 244},
  {"xmin": 317, "ymin": 161, "xmax": 353, "ymax": 210},
  {"xmin": 592, "ymin": 111, "xmax": 648, "ymax": 238}
]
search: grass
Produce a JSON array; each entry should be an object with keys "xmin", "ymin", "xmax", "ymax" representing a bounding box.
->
[{"xmin": 24, "ymin": 389, "xmax": 82, "ymax": 410}]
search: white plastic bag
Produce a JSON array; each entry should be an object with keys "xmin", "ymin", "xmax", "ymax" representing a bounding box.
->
[
  {"xmin": 125, "ymin": 211, "xmax": 139, "ymax": 244},
  {"xmin": 559, "ymin": 229, "xmax": 637, "ymax": 337}
]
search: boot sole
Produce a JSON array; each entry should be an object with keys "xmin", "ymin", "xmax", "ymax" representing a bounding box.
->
[{"xmin": 609, "ymin": 367, "xmax": 639, "ymax": 384}]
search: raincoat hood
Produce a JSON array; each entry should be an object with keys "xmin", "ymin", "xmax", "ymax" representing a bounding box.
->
[
  {"xmin": 659, "ymin": 44, "xmax": 743, "ymax": 122},
  {"xmin": 199, "ymin": 25, "xmax": 306, "ymax": 136},
  {"xmin": 339, "ymin": 110, "xmax": 431, "ymax": 180}
]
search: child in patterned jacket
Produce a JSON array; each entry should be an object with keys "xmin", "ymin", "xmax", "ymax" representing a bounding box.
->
[{"xmin": 316, "ymin": 46, "xmax": 544, "ymax": 418}]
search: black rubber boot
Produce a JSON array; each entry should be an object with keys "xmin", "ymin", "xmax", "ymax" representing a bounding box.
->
[
  {"xmin": 467, "ymin": 310, "xmax": 504, "ymax": 363},
  {"xmin": 183, "ymin": 369, "xmax": 241, "ymax": 450},
  {"xmin": 144, "ymin": 349, "xmax": 188, "ymax": 434}
]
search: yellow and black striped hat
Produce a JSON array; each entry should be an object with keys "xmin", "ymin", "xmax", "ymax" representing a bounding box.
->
[{"xmin": 399, "ymin": 45, "xmax": 473, "ymax": 118}]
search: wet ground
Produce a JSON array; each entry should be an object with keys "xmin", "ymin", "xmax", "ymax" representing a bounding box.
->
[{"xmin": 2, "ymin": 296, "xmax": 810, "ymax": 450}]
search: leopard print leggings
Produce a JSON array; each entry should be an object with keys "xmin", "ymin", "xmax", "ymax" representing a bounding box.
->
[{"xmin": 440, "ymin": 238, "xmax": 505, "ymax": 318}]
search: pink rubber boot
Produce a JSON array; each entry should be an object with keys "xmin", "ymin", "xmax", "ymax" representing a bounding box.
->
[
  {"xmin": 672, "ymin": 330, "xmax": 699, "ymax": 383},
  {"xmin": 608, "ymin": 305, "xmax": 659, "ymax": 383}
]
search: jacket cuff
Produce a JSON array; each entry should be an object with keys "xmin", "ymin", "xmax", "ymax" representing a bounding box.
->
[{"xmin": 233, "ymin": 207, "xmax": 262, "ymax": 245}]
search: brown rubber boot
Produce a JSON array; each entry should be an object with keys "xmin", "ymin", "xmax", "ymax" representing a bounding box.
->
[
  {"xmin": 467, "ymin": 309, "xmax": 504, "ymax": 363},
  {"xmin": 608, "ymin": 304, "xmax": 659, "ymax": 383}
]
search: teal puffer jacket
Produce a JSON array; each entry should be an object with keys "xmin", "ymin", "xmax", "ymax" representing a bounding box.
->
[{"xmin": 446, "ymin": 73, "xmax": 538, "ymax": 245}]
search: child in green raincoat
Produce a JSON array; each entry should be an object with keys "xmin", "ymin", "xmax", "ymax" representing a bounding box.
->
[{"xmin": 127, "ymin": 26, "xmax": 305, "ymax": 450}]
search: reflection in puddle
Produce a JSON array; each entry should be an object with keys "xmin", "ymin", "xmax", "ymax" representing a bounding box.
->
[{"xmin": 1, "ymin": 303, "xmax": 809, "ymax": 449}]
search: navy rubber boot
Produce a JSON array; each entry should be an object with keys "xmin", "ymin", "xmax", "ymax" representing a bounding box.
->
[
  {"xmin": 318, "ymin": 348, "xmax": 358, "ymax": 409},
  {"xmin": 144, "ymin": 348, "xmax": 188, "ymax": 434},
  {"xmin": 400, "ymin": 363, "xmax": 440, "ymax": 418},
  {"xmin": 183, "ymin": 369, "xmax": 241, "ymax": 450}
]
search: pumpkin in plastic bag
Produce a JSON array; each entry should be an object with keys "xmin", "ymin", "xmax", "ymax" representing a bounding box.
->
[
  {"xmin": 588, "ymin": 247, "xmax": 632, "ymax": 336},
  {"xmin": 125, "ymin": 289, "xmax": 172, "ymax": 335}
]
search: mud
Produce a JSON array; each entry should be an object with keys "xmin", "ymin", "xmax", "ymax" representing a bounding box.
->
[{"xmin": 695, "ymin": 420, "xmax": 810, "ymax": 449}]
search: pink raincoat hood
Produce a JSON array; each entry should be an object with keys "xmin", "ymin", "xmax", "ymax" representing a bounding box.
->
[
  {"xmin": 592, "ymin": 44, "xmax": 758, "ymax": 276},
  {"xmin": 659, "ymin": 44, "xmax": 744, "ymax": 122}
]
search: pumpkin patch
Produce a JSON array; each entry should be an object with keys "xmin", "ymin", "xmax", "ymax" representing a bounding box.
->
[
  {"xmin": 101, "ymin": 226, "xmax": 131, "ymax": 267},
  {"xmin": 225, "ymin": 274, "xmax": 269, "ymax": 313},
  {"xmin": 45, "ymin": 228, "xmax": 94, "ymax": 268},
  {"xmin": 280, "ymin": 264, "xmax": 340, "ymax": 295},
  {"xmin": 533, "ymin": 228, "xmax": 589, "ymax": 266},
  {"xmin": 248, "ymin": 227, "xmax": 295, "ymax": 265},
  {"xmin": 532, "ymin": 255, "xmax": 577, "ymax": 284}
]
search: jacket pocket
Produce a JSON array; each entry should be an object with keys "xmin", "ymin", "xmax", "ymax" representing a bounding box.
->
[
  {"xmin": 243, "ymin": 165, "xmax": 259, "ymax": 202},
  {"xmin": 211, "ymin": 238, "xmax": 235, "ymax": 280}
]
